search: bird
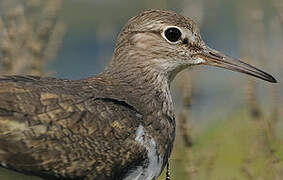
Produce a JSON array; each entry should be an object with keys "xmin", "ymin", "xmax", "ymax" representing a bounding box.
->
[{"xmin": 0, "ymin": 9, "xmax": 277, "ymax": 180}]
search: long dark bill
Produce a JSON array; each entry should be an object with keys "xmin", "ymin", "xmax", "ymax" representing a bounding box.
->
[{"xmin": 193, "ymin": 47, "xmax": 277, "ymax": 83}]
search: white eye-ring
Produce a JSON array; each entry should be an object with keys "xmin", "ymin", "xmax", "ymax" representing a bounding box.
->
[{"xmin": 162, "ymin": 26, "xmax": 183, "ymax": 44}]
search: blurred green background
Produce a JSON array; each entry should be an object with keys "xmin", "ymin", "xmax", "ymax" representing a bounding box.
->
[{"xmin": 0, "ymin": 0, "xmax": 282, "ymax": 179}]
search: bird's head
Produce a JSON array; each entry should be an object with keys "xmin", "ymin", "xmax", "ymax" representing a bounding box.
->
[{"xmin": 109, "ymin": 9, "xmax": 276, "ymax": 83}]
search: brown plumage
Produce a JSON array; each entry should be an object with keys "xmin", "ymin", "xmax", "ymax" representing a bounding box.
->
[{"xmin": 0, "ymin": 10, "xmax": 276, "ymax": 180}]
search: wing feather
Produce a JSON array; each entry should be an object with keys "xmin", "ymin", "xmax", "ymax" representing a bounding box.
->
[{"xmin": 0, "ymin": 76, "xmax": 147, "ymax": 179}]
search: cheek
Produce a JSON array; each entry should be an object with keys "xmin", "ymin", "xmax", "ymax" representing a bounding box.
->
[
  {"xmin": 131, "ymin": 33, "xmax": 187, "ymax": 61},
  {"xmin": 132, "ymin": 33, "xmax": 162, "ymax": 49},
  {"xmin": 172, "ymin": 46, "xmax": 190, "ymax": 60}
]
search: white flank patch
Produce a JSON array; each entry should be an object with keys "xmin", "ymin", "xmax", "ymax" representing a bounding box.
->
[{"xmin": 123, "ymin": 125, "xmax": 162, "ymax": 180}]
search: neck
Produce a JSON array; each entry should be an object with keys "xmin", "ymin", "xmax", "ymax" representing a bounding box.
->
[{"xmin": 102, "ymin": 56, "xmax": 175, "ymax": 119}]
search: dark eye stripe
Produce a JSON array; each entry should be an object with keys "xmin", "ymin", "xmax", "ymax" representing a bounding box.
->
[{"xmin": 164, "ymin": 27, "xmax": 182, "ymax": 43}]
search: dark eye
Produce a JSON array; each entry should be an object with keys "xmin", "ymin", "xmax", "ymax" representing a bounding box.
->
[{"xmin": 164, "ymin": 27, "xmax": 182, "ymax": 43}]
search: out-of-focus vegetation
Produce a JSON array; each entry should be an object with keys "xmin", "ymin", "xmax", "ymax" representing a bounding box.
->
[
  {"xmin": 0, "ymin": 0, "xmax": 282, "ymax": 179},
  {"xmin": 0, "ymin": 0, "xmax": 65, "ymax": 75}
]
